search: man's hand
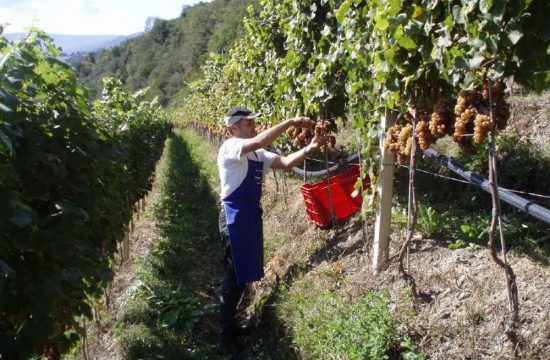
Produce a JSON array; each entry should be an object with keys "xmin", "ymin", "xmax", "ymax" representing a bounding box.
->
[
  {"xmin": 272, "ymin": 132, "xmax": 320, "ymax": 170},
  {"xmin": 290, "ymin": 116, "xmax": 313, "ymax": 128},
  {"xmin": 307, "ymin": 134, "xmax": 321, "ymax": 153}
]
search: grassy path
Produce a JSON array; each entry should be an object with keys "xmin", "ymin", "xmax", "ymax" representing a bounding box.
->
[
  {"xmin": 120, "ymin": 129, "xmax": 223, "ymax": 358},
  {"xmin": 82, "ymin": 129, "xmax": 223, "ymax": 359},
  {"xmin": 83, "ymin": 129, "xmax": 297, "ymax": 359}
]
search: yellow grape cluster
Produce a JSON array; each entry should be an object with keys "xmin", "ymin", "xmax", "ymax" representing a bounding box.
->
[
  {"xmin": 385, "ymin": 124, "xmax": 403, "ymax": 153},
  {"xmin": 453, "ymin": 90, "xmax": 478, "ymax": 154},
  {"xmin": 451, "ymin": 82, "xmax": 510, "ymax": 150},
  {"xmin": 429, "ymin": 99, "xmax": 453, "ymax": 137},
  {"xmin": 286, "ymin": 119, "xmax": 336, "ymax": 151},
  {"xmin": 314, "ymin": 119, "xmax": 337, "ymax": 150},
  {"xmin": 286, "ymin": 126, "xmax": 312, "ymax": 148},
  {"xmin": 385, "ymin": 123, "xmax": 413, "ymax": 164},
  {"xmin": 416, "ymin": 118, "xmax": 434, "ymax": 150},
  {"xmin": 385, "ymin": 108, "xmax": 436, "ymax": 164},
  {"xmin": 473, "ymin": 114, "xmax": 492, "ymax": 144}
]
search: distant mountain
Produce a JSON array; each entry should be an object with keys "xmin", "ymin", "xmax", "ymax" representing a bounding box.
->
[
  {"xmin": 73, "ymin": 0, "xmax": 257, "ymax": 105},
  {"xmin": 4, "ymin": 33, "xmax": 143, "ymax": 54}
]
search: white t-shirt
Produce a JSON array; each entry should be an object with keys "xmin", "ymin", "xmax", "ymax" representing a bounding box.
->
[{"xmin": 218, "ymin": 138, "xmax": 278, "ymax": 200}]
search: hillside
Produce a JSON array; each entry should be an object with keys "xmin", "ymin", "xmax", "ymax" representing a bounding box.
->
[
  {"xmin": 73, "ymin": 0, "xmax": 257, "ymax": 105},
  {"xmin": 251, "ymin": 94, "xmax": 549, "ymax": 358},
  {"xmin": 3, "ymin": 33, "xmax": 141, "ymax": 54}
]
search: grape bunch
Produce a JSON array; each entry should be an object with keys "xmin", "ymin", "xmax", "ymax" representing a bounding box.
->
[
  {"xmin": 451, "ymin": 82, "xmax": 510, "ymax": 148},
  {"xmin": 416, "ymin": 117, "xmax": 435, "ymax": 150},
  {"xmin": 481, "ymin": 81, "xmax": 509, "ymax": 130},
  {"xmin": 429, "ymin": 99, "xmax": 453, "ymax": 137},
  {"xmin": 473, "ymin": 113, "xmax": 492, "ymax": 144},
  {"xmin": 286, "ymin": 126, "xmax": 313, "ymax": 148},
  {"xmin": 385, "ymin": 106, "xmax": 437, "ymax": 163},
  {"xmin": 397, "ymin": 124, "xmax": 413, "ymax": 156},
  {"xmin": 384, "ymin": 123, "xmax": 413, "ymax": 164},
  {"xmin": 452, "ymin": 90, "xmax": 478, "ymax": 153},
  {"xmin": 314, "ymin": 119, "xmax": 337, "ymax": 150},
  {"xmin": 384, "ymin": 124, "xmax": 402, "ymax": 153},
  {"xmin": 286, "ymin": 119, "xmax": 336, "ymax": 151}
]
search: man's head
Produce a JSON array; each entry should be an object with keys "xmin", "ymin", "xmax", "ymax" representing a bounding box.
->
[{"xmin": 225, "ymin": 107, "xmax": 260, "ymax": 138}]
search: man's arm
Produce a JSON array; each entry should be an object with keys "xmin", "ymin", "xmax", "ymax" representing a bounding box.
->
[
  {"xmin": 271, "ymin": 138, "xmax": 320, "ymax": 170},
  {"xmin": 241, "ymin": 117, "xmax": 312, "ymax": 155}
]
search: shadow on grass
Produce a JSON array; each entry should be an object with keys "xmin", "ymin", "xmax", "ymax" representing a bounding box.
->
[
  {"xmin": 122, "ymin": 131, "xmax": 301, "ymax": 359},
  {"xmin": 150, "ymin": 132, "xmax": 221, "ymax": 289},
  {"xmin": 120, "ymin": 132, "xmax": 222, "ymax": 359}
]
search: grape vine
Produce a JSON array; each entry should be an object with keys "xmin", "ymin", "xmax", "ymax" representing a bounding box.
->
[
  {"xmin": 0, "ymin": 31, "xmax": 169, "ymax": 358},
  {"xmin": 177, "ymin": 0, "xmax": 548, "ymax": 207}
]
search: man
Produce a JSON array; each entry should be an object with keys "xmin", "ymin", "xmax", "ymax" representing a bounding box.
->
[{"xmin": 217, "ymin": 107, "xmax": 319, "ymax": 355}]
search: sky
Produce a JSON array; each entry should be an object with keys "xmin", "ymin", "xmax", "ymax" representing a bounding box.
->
[{"xmin": 1, "ymin": 0, "xmax": 210, "ymax": 35}]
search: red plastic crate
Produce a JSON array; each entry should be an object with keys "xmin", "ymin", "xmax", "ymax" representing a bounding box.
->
[{"xmin": 300, "ymin": 165, "xmax": 370, "ymax": 228}]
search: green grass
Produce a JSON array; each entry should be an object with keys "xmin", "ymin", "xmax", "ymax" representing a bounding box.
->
[
  {"xmin": 278, "ymin": 285, "xmax": 424, "ymax": 360},
  {"xmin": 392, "ymin": 132, "xmax": 550, "ymax": 262},
  {"xmin": 115, "ymin": 129, "xmax": 223, "ymax": 359}
]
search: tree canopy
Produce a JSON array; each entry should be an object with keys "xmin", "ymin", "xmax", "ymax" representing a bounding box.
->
[{"xmin": 74, "ymin": 0, "xmax": 257, "ymax": 105}]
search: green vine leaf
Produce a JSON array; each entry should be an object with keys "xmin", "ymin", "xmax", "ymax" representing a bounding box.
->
[
  {"xmin": 469, "ymin": 54, "xmax": 485, "ymax": 69},
  {"xmin": 508, "ymin": 30, "xmax": 523, "ymax": 45},
  {"xmin": 394, "ymin": 26, "xmax": 417, "ymax": 50},
  {"xmin": 336, "ymin": 0, "xmax": 352, "ymax": 24}
]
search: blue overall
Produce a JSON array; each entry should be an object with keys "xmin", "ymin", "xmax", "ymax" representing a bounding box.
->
[{"xmin": 222, "ymin": 154, "xmax": 264, "ymax": 285}]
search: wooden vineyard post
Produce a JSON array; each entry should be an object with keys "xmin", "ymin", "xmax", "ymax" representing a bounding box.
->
[
  {"xmin": 122, "ymin": 229, "xmax": 130, "ymax": 261},
  {"xmin": 356, "ymin": 134, "xmax": 367, "ymax": 245},
  {"xmin": 105, "ymin": 284, "xmax": 110, "ymax": 311},
  {"xmin": 324, "ymin": 149, "xmax": 338, "ymax": 229},
  {"xmin": 82, "ymin": 317, "xmax": 89, "ymax": 360},
  {"xmin": 273, "ymin": 169, "xmax": 279, "ymax": 194},
  {"xmin": 282, "ymin": 171, "xmax": 289, "ymax": 206},
  {"xmin": 303, "ymin": 158, "xmax": 307, "ymax": 183},
  {"xmin": 487, "ymin": 81, "xmax": 519, "ymax": 324},
  {"xmin": 373, "ymin": 109, "xmax": 396, "ymax": 273},
  {"xmin": 397, "ymin": 108, "xmax": 420, "ymax": 299}
]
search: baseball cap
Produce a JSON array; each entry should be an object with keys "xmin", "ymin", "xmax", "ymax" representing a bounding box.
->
[{"xmin": 224, "ymin": 107, "xmax": 261, "ymax": 127}]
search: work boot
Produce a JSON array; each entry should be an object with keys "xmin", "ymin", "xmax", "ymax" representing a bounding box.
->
[
  {"xmin": 232, "ymin": 323, "xmax": 253, "ymax": 337},
  {"xmin": 218, "ymin": 334, "xmax": 245, "ymax": 359}
]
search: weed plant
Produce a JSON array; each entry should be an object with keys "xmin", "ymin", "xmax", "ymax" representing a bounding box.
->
[
  {"xmin": 393, "ymin": 133, "xmax": 550, "ymax": 261},
  {"xmin": 279, "ymin": 287, "xmax": 424, "ymax": 359}
]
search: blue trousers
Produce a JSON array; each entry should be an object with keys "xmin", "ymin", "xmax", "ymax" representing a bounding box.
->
[{"xmin": 218, "ymin": 209, "xmax": 246, "ymax": 339}]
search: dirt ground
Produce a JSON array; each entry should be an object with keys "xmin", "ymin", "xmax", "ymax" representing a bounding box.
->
[
  {"xmin": 507, "ymin": 92, "xmax": 550, "ymax": 150},
  {"xmin": 251, "ymin": 167, "xmax": 550, "ymax": 359}
]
